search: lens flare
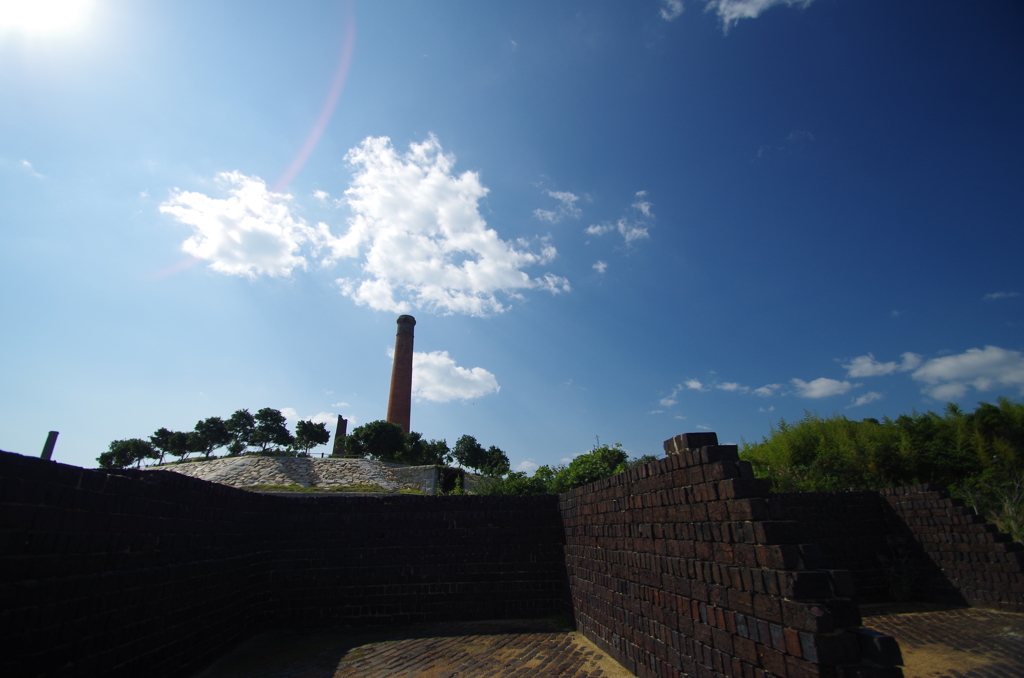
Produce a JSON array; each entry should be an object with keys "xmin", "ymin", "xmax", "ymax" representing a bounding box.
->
[{"xmin": 273, "ymin": 2, "xmax": 356, "ymax": 193}]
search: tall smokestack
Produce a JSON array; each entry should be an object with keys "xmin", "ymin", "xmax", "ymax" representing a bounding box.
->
[{"xmin": 386, "ymin": 315, "xmax": 416, "ymax": 434}]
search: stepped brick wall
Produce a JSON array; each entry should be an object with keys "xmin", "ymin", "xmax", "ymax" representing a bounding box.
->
[
  {"xmin": 3, "ymin": 433, "xmax": 1024, "ymax": 678},
  {"xmin": 881, "ymin": 485, "xmax": 1024, "ymax": 612},
  {"xmin": 0, "ymin": 452, "xmax": 567, "ymax": 678},
  {"xmin": 560, "ymin": 438, "xmax": 902, "ymax": 678}
]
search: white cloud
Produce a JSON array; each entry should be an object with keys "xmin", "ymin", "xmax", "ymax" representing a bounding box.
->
[
  {"xmin": 753, "ymin": 384, "xmax": 781, "ymax": 397},
  {"xmin": 705, "ymin": 0, "xmax": 816, "ymax": 33},
  {"xmin": 791, "ymin": 377, "xmax": 853, "ymax": 399},
  {"xmin": 912, "ymin": 346, "xmax": 1024, "ymax": 400},
  {"xmin": 649, "ymin": 410, "xmax": 665, "ymax": 415},
  {"xmin": 516, "ymin": 459, "xmax": 538, "ymax": 473},
  {"xmin": 280, "ymin": 407, "xmax": 299, "ymax": 420},
  {"xmin": 716, "ymin": 382, "xmax": 749, "ymax": 393},
  {"xmin": 160, "ymin": 171, "xmax": 311, "ymax": 278},
  {"xmin": 660, "ymin": 384, "xmax": 683, "ymax": 406},
  {"xmin": 140, "ymin": 189, "xmax": 149, "ymax": 198},
  {"xmin": 402, "ymin": 349, "xmax": 500, "ymax": 402},
  {"xmin": 329, "ymin": 136, "xmax": 569, "ymax": 316},
  {"xmin": 685, "ymin": 379, "xmax": 707, "ymax": 392},
  {"xmin": 758, "ymin": 406, "xmax": 775, "ymax": 412},
  {"xmin": 312, "ymin": 189, "xmax": 330, "ymax": 202},
  {"xmin": 534, "ymin": 190, "xmax": 582, "ymax": 224},
  {"xmin": 660, "ymin": 0, "xmax": 684, "ymax": 21},
  {"xmin": 983, "ymin": 292, "xmax": 1019, "ymax": 301},
  {"xmin": 848, "ymin": 392, "xmax": 883, "ymax": 408},
  {"xmin": 593, "ymin": 260, "xmax": 608, "ymax": 274},
  {"xmin": 21, "ymin": 159, "xmax": 45, "ymax": 179},
  {"xmin": 584, "ymin": 191, "xmax": 652, "ymax": 246},
  {"xmin": 844, "ymin": 352, "xmax": 921, "ymax": 377},
  {"xmin": 632, "ymin": 191, "xmax": 653, "ymax": 218},
  {"xmin": 674, "ymin": 415, "xmax": 686, "ymax": 420},
  {"xmin": 696, "ymin": 425, "xmax": 712, "ymax": 430},
  {"xmin": 330, "ymin": 402, "xmax": 350, "ymax": 408}
]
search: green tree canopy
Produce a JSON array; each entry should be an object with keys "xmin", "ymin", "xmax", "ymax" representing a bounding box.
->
[
  {"xmin": 226, "ymin": 409, "xmax": 256, "ymax": 454},
  {"xmin": 150, "ymin": 428, "xmax": 190, "ymax": 463},
  {"xmin": 193, "ymin": 417, "xmax": 233, "ymax": 459},
  {"xmin": 452, "ymin": 435, "xmax": 510, "ymax": 474},
  {"xmin": 347, "ymin": 420, "xmax": 407, "ymax": 461},
  {"xmin": 295, "ymin": 419, "xmax": 331, "ymax": 456},
  {"xmin": 250, "ymin": 407, "xmax": 295, "ymax": 454},
  {"xmin": 97, "ymin": 438, "xmax": 158, "ymax": 470}
]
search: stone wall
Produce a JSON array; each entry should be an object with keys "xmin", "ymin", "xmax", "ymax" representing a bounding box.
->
[{"xmin": 1, "ymin": 451, "xmax": 568, "ymax": 678}]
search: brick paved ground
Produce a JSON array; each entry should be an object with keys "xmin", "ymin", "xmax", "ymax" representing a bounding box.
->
[
  {"xmin": 863, "ymin": 605, "xmax": 1024, "ymax": 678},
  {"xmin": 190, "ymin": 620, "xmax": 635, "ymax": 678},
  {"xmin": 192, "ymin": 608, "xmax": 1024, "ymax": 678}
]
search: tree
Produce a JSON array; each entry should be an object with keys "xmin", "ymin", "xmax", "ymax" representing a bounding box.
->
[
  {"xmin": 549, "ymin": 443, "xmax": 628, "ymax": 493},
  {"xmin": 251, "ymin": 407, "xmax": 295, "ymax": 454},
  {"xmin": 403, "ymin": 432, "xmax": 452, "ymax": 466},
  {"xmin": 347, "ymin": 420, "xmax": 407, "ymax": 461},
  {"xmin": 295, "ymin": 419, "xmax": 331, "ymax": 456},
  {"xmin": 193, "ymin": 417, "xmax": 233, "ymax": 459},
  {"xmin": 150, "ymin": 428, "xmax": 190, "ymax": 463},
  {"xmin": 226, "ymin": 409, "xmax": 256, "ymax": 455},
  {"xmin": 97, "ymin": 438, "xmax": 158, "ymax": 470}
]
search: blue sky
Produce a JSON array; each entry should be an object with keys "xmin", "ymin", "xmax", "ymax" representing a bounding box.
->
[{"xmin": 2, "ymin": 0, "xmax": 1023, "ymax": 473}]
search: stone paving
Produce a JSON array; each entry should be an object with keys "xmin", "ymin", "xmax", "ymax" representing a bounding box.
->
[
  {"xmin": 190, "ymin": 620, "xmax": 635, "ymax": 678},
  {"xmin": 146, "ymin": 456, "xmax": 426, "ymax": 492},
  {"xmin": 863, "ymin": 605, "xmax": 1024, "ymax": 678}
]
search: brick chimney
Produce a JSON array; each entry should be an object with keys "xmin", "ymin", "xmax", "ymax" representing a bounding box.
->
[{"xmin": 386, "ymin": 315, "xmax": 416, "ymax": 433}]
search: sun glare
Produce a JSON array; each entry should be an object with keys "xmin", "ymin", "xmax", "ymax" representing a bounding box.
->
[{"xmin": 0, "ymin": 0, "xmax": 93, "ymax": 35}]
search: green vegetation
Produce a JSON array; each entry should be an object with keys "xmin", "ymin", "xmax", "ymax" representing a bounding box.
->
[
  {"xmin": 480, "ymin": 443, "xmax": 658, "ymax": 496},
  {"xmin": 98, "ymin": 407, "xmax": 334, "ymax": 469},
  {"xmin": 740, "ymin": 398, "xmax": 1024, "ymax": 542}
]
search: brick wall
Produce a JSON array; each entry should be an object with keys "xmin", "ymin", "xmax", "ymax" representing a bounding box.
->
[
  {"xmin": 5, "ymin": 435, "xmax": 1024, "ymax": 678},
  {"xmin": 777, "ymin": 492, "xmax": 896, "ymax": 603},
  {"xmin": 0, "ymin": 452, "xmax": 568, "ymax": 678},
  {"xmin": 881, "ymin": 484, "xmax": 1024, "ymax": 612},
  {"xmin": 560, "ymin": 437, "xmax": 901, "ymax": 678}
]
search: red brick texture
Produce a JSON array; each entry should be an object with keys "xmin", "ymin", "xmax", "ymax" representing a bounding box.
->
[
  {"xmin": 880, "ymin": 485, "xmax": 1024, "ymax": 612},
  {"xmin": 559, "ymin": 437, "xmax": 903, "ymax": 678}
]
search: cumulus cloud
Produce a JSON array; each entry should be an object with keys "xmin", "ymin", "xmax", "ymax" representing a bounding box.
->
[
  {"xmin": 716, "ymin": 382, "xmax": 749, "ymax": 393},
  {"xmin": 843, "ymin": 352, "xmax": 921, "ymax": 378},
  {"xmin": 685, "ymin": 379, "xmax": 708, "ymax": 392},
  {"xmin": 660, "ymin": 0, "xmax": 684, "ymax": 20},
  {"xmin": 330, "ymin": 136, "xmax": 569, "ymax": 316},
  {"xmin": 705, "ymin": 0, "xmax": 816, "ymax": 33},
  {"xmin": 399, "ymin": 349, "xmax": 501, "ymax": 402},
  {"xmin": 593, "ymin": 260, "xmax": 608, "ymax": 274},
  {"xmin": 160, "ymin": 171, "xmax": 310, "ymax": 277},
  {"xmin": 983, "ymin": 292, "xmax": 1019, "ymax": 301},
  {"xmin": 791, "ymin": 377, "xmax": 853, "ymax": 399},
  {"xmin": 912, "ymin": 346, "xmax": 1024, "ymax": 400},
  {"xmin": 534, "ymin": 190, "xmax": 582, "ymax": 224},
  {"xmin": 330, "ymin": 402, "xmax": 350, "ymax": 408},
  {"xmin": 312, "ymin": 189, "xmax": 330, "ymax": 202},
  {"xmin": 848, "ymin": 392, "xmax": 883, "ymax": 408},
  {"xmin": 516, "ymin": 459, "xmax": 539, "ymax": 473}
]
